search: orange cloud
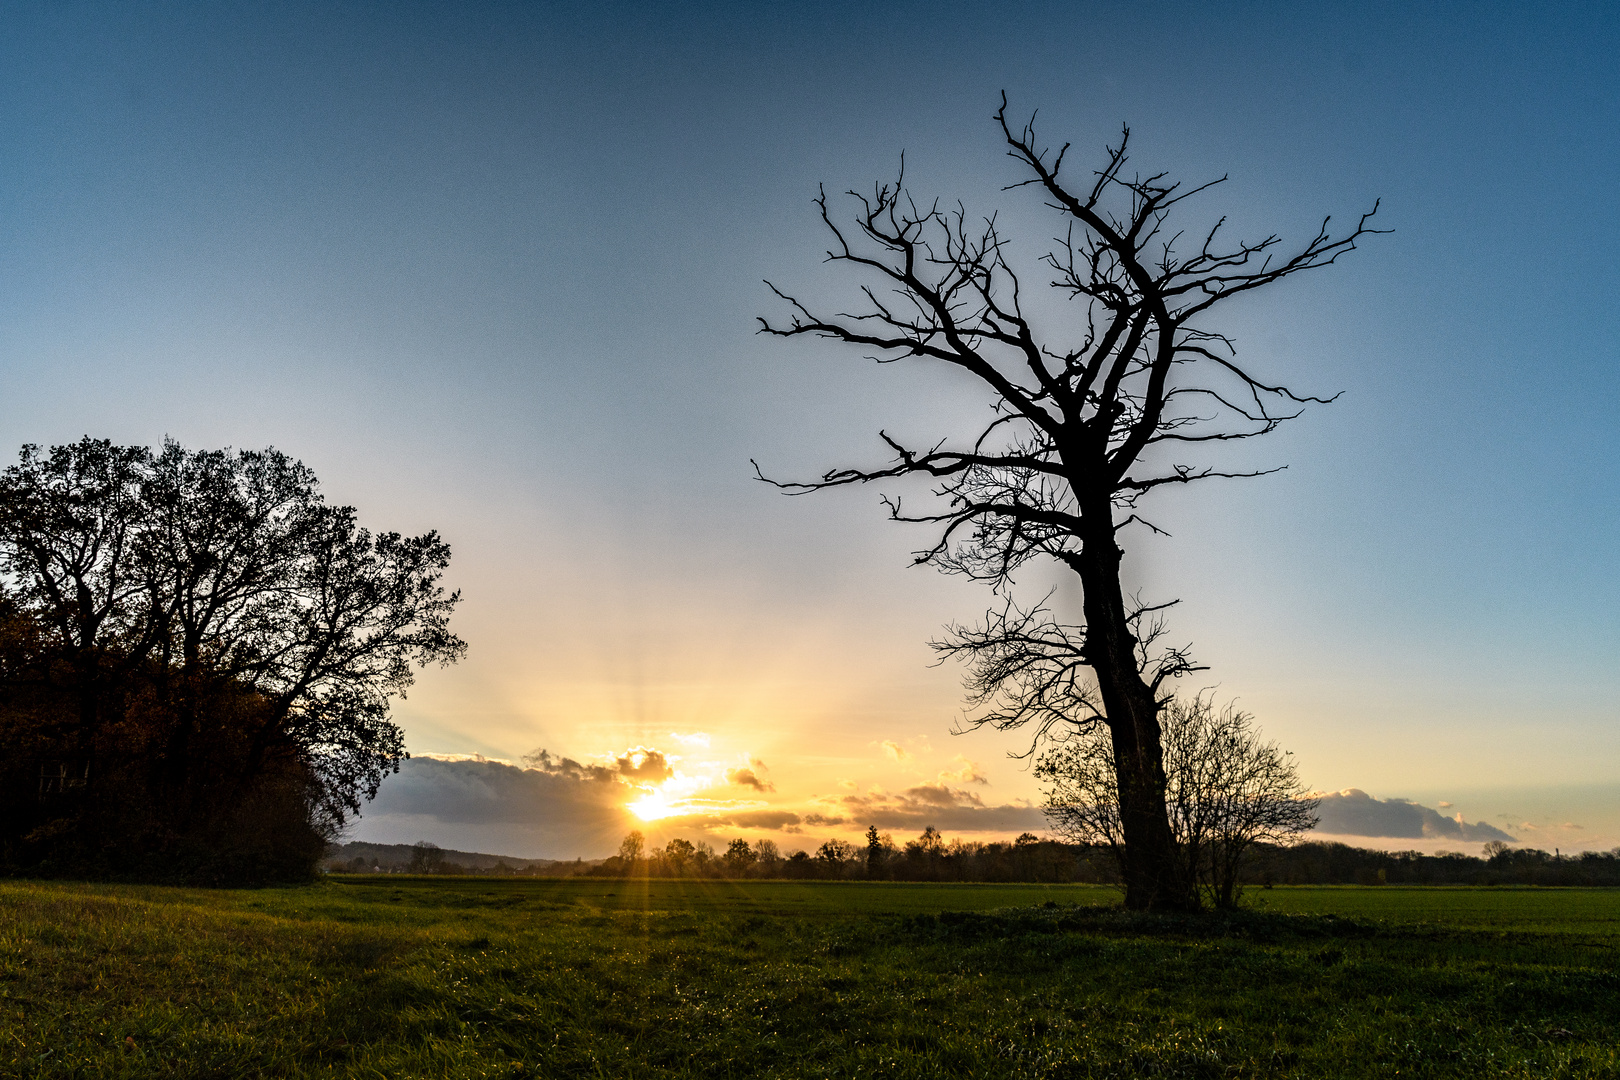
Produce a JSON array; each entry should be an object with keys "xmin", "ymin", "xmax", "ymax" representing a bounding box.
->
[
  {"xmin": 937, "ymin": 755, "xmax": 988, "ymax": 785},
  {"xmin": 726, "ymin": 767, "xmax": 775, "ymax": 792}
]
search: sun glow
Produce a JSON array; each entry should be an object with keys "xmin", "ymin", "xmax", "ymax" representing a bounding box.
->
[
  {"xmin": 622, "ymin": 762, "xmax": 725, "ymax": 822},
  {"xmin": 629, "ymin": 789, "xmax": 676, "ymax": 821}
]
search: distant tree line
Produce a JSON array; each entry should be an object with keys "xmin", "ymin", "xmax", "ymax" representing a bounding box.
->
[
  {"xmin": 570, "ymin": 829, "xmax": 1620, "ymax": 888},
  {"xmin": 0, "ymin": 439, "xmax": 463, "ymax": 884},
  {"xmin": 1248, "ymin": 841, "xmax": 1620, "ymax": 888},
  {"xmin": 587, "ymin": 828, "xmax": 1114, "ymax": 883}
]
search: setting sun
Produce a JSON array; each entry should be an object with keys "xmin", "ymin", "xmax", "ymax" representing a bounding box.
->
[{"xmin": 628, "ymin": 789, "xmax": 675, "ymax": 821}]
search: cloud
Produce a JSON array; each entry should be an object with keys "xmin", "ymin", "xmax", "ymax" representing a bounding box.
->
[
  {"xmin": 1438, "ymin": 801, "xmax": 1453, "ymax": 808},
  {"xmin": 937, "ymin": 755, "xmax": 988, "ymax": 785},
  {"xmin": 726, "ymin": 767, "xmax": 775, "ymax": 792},
  {"xmin": 354, "ymin": 745, "xmax": 1041, "ymax": 858},
  {"xmin": 825, "ymin": 783, "xmax": 1045, "ymax": 832},
  {"xmin": 520, "ymin": 747, "xmax": 671, "ymax": 785},
  {"xmin": 670, "ymin": 732, "xmax": 710, "ymax": 748},
  {"xmin": 358, "ymin": 754, "xmax": 632, "ymax": 858},
  {"xmin": 1313, "ymin": 789, "xmax": 1516, "ymax": 843},
  {"xmin": 710, "ymin": 809, "xmax": 800, "ymax": 829},
  {"xmin": 657, "ymin": 808, "xmax": 803, "ymax": 830},
  {"xmin": 880, "ymin": 739, "xmax": 911, "ymax": 763},
  {"xmin": 1512, "ymin": 820, "xmax": 1586, "ymax": 834},
  {"xmin": 610, "ymin": 747, "xmax": 674, "ymax": 783}
]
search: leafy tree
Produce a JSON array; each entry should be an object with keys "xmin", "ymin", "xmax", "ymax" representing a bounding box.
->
[
  {"xmin": 0, "ymin": 441, "xmax": 162, "ymax": 745},
  {"xmin": 0, "ymin": 438, "xmax": 464, "ymax": 881},
  {"xmin": 724, "ymin": 837, "xmax": 757, "ymax": 875},
  {"xmin": 664, "ymin": 837, "xmax": 696, "ymax": 872},
  {"xmin": 759, "ymin": 97, "xmax": 1379, "ymax": 909},
  {"xmin": 140, "ymin": 440, "xmax": 463, "ymax": 823},
  {"xmin": 816, "ymin": 838, "xmax": 855, "ymax": 872},
  {"xmin": 618, "ymin": 830, "xmax": 645, "ymax": 863}
]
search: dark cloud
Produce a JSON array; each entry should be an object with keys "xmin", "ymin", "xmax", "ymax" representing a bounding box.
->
[
  {"xmin": 357, "ymin": 754, "xmax": 631, "ymax": 858},
  {"xmin": 1313, "ymin": 789, "xmax": 1516, "ymax": 843},
  {"xmin": 895, "ymin": 783, "xmax": 978, "ymax": 808},
  {"xmin": 827, "ymin": 784, "xmax": 1045, "ymax": 832},
  {"xmin": 666, "ymin": 809, "xmax": 802, "ymax": 830},
  {"xmin": 726, "ymin": 767, "xmax": 775, "ymax": 792},
  {"xmin": 523, "ymin": 747, "xmax": 673, "ymax": 785},
  {"xmin": 358, "ymin": 752, "xmax": 807, "ymax": 855},
  {"xmin": 521, "ymin": 749, "xmax": 616, "ymax": 783}
]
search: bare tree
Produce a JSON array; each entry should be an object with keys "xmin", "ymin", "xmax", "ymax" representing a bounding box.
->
[
  {"xmin": 758, "ymin": 95, "xmax": 1378, "ymax": 910},
  {"xmin": 1037, "ymin": 693, "xmax": 1318, "ymax": 908},
  {"xmin": 408, "ymin": 840, "xmax": 445, "ymax": 875}
]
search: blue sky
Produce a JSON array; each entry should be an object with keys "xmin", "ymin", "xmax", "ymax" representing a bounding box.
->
[{"xmin": 1, "ymin": 2, "xmax": 1616, "ymax": 855}]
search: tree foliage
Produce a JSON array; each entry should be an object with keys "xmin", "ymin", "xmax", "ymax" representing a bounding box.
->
[
  {"xmin": 0, "ymin": 438, "xmax": 464, "ymax": 882},
  {"xmin": 725, "ymin": 837, "xmax": 758, "ymax": 872}
]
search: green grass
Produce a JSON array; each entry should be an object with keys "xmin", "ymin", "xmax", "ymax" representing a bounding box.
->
[{"xmin": 2, "ymin": 877, "xmax": 1617, "ymax": 1078}]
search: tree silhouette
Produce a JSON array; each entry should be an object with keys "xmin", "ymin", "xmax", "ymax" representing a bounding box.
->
[
  {"xmin": 0, "ymin": 438, "xmax": 465, "ymax": 881},
  {"xmin": 1039, "ymin": 693, "xmax": 1318, "ymax": 907},
  {"xmin": 724, "ymin": 837, "xmax": 757, "ymax": 875},
  {"xmin": 664, "ymin": 836, "xmax": 696, "ymax": 872},
  {"xmin": 759, "ymin": 96, "xmax": 1380, "ymax": 910},
  {"xmin": 864, "ymin": 824, "xmax": 887, "ymax": 877}
]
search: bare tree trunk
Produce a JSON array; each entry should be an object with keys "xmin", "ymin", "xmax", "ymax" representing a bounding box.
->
[{"xmin": 1076, "ymin": 508, "xmax": 1194, "ymax": 911}]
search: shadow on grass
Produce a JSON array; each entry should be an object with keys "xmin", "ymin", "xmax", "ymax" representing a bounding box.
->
[{"xmin": 899, "ymin": 903, "xmax": 1382, "ymax": 944}]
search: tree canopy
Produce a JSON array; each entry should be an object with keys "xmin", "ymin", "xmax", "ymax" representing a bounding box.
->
[{"xmin": 0, "ymin": 437, "xmax": 464, "ymax": 882}]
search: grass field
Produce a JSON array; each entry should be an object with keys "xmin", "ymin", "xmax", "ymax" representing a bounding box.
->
[{"xmin": 2, "ymin": 876, "xmax": 1617, "ymax": 1078}]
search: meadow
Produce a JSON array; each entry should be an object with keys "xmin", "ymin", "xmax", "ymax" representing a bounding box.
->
[{"xmin": 1, "ymin": 876, "xmax": 1616, "ymax": 1078}]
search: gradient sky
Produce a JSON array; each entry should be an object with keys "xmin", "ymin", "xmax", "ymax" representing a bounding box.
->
[{"xmin": 2, "ymin": 2, "xmax": 1616, "ymax": 857}]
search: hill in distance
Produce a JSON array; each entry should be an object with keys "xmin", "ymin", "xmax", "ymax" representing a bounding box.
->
[{"xmin": 327, "ymin": 840, "xmax": 599, "ymax": 874}]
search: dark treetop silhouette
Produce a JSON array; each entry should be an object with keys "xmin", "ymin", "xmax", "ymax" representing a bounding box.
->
[
  {"xmin": 0, "ymin": 438, "xmax": 465, "ymax": 881},
  {"xmin": 758, "ymin": 96, "xmax": 1381, "ymax": 911}
]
